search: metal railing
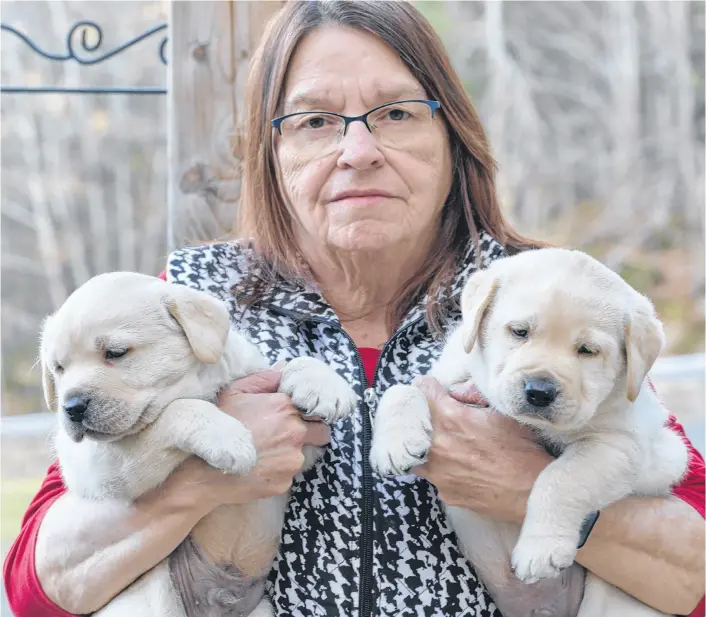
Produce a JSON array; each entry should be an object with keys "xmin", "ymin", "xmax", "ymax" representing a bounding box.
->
[{"xmin": 1, "ymin": 20, "xmax": 168, "ymax": 94}]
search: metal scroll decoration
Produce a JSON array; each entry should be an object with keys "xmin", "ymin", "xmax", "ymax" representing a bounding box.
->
[{"xmin": 0, "ymin": 21, "xmax": 168, "ymax": 94}]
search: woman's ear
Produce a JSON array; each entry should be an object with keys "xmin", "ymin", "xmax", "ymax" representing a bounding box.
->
[{"xmin": 460, "ymin": 269, "xmax": 499, "ymax": 353}]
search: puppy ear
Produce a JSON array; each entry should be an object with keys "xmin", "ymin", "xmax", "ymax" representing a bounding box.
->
[
  {"xmin": 625, "ymin": 301, "xmax": 665, "ymax": 402},
  {"xmin": 460, "ymin": 269, "xmax": 499, "ymax": 353},
  {"xmin": 39, "ymin": 316, "xmax": 57, "ymax": 413},
  {"xmin": 164, "ymin": 285, "xmax": 231, "ymax": 364}
]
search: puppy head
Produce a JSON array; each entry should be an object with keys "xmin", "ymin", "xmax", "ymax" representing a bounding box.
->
[
  {"xmin": 460, "ymin": 249, "xmax": 664, "ymax": 432},
  {"xmin": 40, "ymin": 272, "xmax": 231, "ymax": 443}
]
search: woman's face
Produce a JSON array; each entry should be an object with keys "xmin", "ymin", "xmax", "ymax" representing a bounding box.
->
[{"xmin": 275, "ymin": 26, "xmax": 453, "ymax": 254}]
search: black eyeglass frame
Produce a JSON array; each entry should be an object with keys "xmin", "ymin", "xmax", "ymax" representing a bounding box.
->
[{"xmin": 271, "ymin": 99, "xmax": 441, "ymax": 136}]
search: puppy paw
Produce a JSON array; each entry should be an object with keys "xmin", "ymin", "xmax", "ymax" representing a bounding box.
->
[
  {"xmin": 510, "ymin": 533, "xmax": 577, "ymax": 584},
  {"xmin": 199, "ymin": 417, "xmax": 257, "ymax": 475},
  {"xmin": 370, "ymin": 429, "xmax": 431, "ymax": 476},
  {"xmin": 369, "ymin": 384, "xmax": 432, "ymax": 476},
  {"xmin": 280, "ymin": 357, "xmax": 356, "ymax": 424}
]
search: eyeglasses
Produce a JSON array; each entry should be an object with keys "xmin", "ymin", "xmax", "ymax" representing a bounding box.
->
[{"xmin": 271, "ymin": 99, "xmax": 441, "ymax": 158}]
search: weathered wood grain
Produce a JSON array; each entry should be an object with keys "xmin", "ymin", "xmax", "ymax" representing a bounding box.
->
[{"xmin": 167, "ymin": 0, "xmax": 284, "ymax": 249}]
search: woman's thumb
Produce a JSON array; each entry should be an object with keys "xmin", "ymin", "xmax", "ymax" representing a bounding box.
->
[
  {"xmin": 412, "ymin": 375, "xmax": 448, "ymax": 403},
  {"xmin": 228, "ymin": 368, "xmax": 282, "ymax": 394}
]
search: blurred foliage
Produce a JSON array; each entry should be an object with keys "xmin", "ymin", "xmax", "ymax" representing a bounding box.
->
[{"xmin": 1, "ymin": 477, "xmax": 42, "ymax": 542}]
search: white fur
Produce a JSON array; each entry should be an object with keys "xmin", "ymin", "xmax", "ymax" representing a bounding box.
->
[
  {"xmin": 40, "ymin": 272, "xmax": 356, "ymax": 616},
  {"xmin": 370, "ymin": 248, "xmax": 688, "ymax": 617}
]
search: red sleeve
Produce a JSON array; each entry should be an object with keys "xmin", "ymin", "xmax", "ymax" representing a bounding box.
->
[
  {"xmin": 3, "ymin": 462, "xmax": 77, "ymax": 617},
  {"xmin": 668, "ymin": 415, "xmax": 705, "ymax": 518},
  {"xmin": 665, "ymin": 415, "xmax": 705, "ymax": 617}
]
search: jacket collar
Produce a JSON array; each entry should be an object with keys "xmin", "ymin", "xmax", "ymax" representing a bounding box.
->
[{"xmin": 259, "ymin": 230, "xmax": 506, "ymax": 332}]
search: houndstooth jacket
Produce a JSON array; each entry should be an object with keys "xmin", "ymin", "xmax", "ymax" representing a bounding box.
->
[{"xmin": 166, "ymin": 230, "xmax": 506, "ymax": 617}]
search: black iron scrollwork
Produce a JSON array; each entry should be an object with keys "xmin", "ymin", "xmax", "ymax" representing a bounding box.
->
[{"xmin": 0, "ymin": 21, "xmax": 168, "ymax": 94}]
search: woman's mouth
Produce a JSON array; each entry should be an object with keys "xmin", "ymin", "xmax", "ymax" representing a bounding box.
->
[{"xmin": 328, "ymin": 189, "xmax": 394, "ymax": 206}]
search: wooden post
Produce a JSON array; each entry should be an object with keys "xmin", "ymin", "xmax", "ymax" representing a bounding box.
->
[{"xmin": 167, "ymin": 0, "xmax": 285, "ymax": 250}]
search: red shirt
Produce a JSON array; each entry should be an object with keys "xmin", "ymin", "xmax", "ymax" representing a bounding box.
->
[{"xmin": 5, "ymin": 345, "xmax": 704, "ymax": 617}]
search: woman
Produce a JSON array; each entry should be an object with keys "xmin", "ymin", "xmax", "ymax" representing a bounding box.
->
[{"xmin": 5, "ymin": 2, "xmax": 704, "ymax": 616}]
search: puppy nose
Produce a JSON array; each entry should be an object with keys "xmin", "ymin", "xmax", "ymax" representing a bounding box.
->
[
  {"xmin": 524, "ymin": 379, "xmax": 557, "ymax": 408},
  {"xmin": 64, "ymin": 396, "xmax": 90, "ymax": 422}
]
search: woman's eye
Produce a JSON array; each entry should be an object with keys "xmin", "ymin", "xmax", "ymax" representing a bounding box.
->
[
  {"xmin": 105, "ymin": 349, "xmax": 129, "ymax": 361},
  {"xmin": 305, "ymin": 116, "xmax": 327, "ymax": 129},
  {"xmin": 578, "ymin": 345, "xmax": 597, "ymax": 356},
  {"xmin": 387, "ymin": 108, "xmax": 410, "ymax": 121},
  {"xmin": 293, "ymin": 114, "xmax": 337, "ymax": 131},
  {"xmin": 510, "ymin": 327, "xmax": 528, "ymax": 339}
]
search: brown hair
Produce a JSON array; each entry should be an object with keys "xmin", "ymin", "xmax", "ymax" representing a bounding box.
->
[{"xmin": 236, "ymin": 0, "xmax": 541, "ymax": 332}]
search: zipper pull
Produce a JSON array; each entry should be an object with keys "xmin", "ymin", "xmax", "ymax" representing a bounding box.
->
[{"xmin": 364, "ymin": 387, "xmax": 377, "ymax": 428}]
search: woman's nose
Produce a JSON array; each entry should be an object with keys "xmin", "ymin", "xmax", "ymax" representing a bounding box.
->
[{"xmin": 336, "ymin": 122, "xmax": 384, "ymax": 170}]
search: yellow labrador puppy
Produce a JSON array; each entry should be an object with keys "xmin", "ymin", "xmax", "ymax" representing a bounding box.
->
[
  {"xmin": 40, "ymin": 272, "xmax": 356, "ymax": 617},
  {"xmin": 370, "ymin": 248, "xmax": 688, "ymax": 617}
]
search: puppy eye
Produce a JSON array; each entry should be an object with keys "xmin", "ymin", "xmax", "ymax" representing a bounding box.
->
[
  {"xmin": 578, "ymin": 345, "xmax": 597, "ymax": 356},
  {"xmin": 54, "ymin": 363, "xmax": 64, "ymax": 374},
  {"xmin": 105, "ymin": 348, "xmax": 129, "ymax": 361},
  {"xmin": 510, "ymin": 326, "xmax": 529, "ymax": 339}
]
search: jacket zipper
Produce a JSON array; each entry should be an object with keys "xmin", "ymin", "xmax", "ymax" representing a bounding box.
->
[
  {"xmin": 321, "ymin": 320, "xmax": 422, "ymax": 617},
  {"xmin": 267, "ymin": 305, "xmax": 423, "ymax": 617},
  {"xmin": 302, "ymin": 319, "xmax": 378, "ymax": 617}
]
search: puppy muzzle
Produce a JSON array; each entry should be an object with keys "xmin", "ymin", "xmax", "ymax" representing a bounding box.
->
[
  {"xmin": 62, "ymin": 415, "xmax": 87, "ymax": 443},
  {"xmin": 60, "ymin": 391, "xmax": 143, "ymax": 442},
  {"xmin": 64, "ymin": 395, "xmax": 90, "ymax": 423},
  {"xmin": 60, "ymin": 392, "xmax": 92, "ymax": 442},
  {"xmin": 516, "ymin": 376, "xmax": 561, "ymax": 421}
]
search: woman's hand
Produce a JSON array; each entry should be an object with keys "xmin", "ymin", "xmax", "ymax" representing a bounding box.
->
[
  {"xmin": 412, "ymin": 376, "xmax": 553, "ymax": 523},
  {"xmin": 178, "ymin": 367, "xmax": 332, "ymax": 508}
]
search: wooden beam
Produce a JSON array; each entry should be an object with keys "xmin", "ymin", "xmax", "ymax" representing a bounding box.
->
[{"xmin": 167, "ymin": 0, "xmax": 285, "ymax": 250}]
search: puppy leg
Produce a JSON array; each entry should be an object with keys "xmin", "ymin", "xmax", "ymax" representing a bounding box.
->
[
  {"xmin": 370, "ymin": 384, "xmax": 432, "ymax": 476},
  {"xmin": 447, "ymin": 506, "xmax": 586, "ymax": 617},
  {"xmin": 279, "ymin": 358, "xmax": 356, "ymax": 472},
  {"xmin": 151, "ymin": 399, "xmax": 257, "ymax": 476},
  {"xmin": 511, "ymin": 437, "xmax": 636, "ymax": 583},
  {"xmin": 279, "ymin": 357, "xmax": 357, "ymax": 424}
]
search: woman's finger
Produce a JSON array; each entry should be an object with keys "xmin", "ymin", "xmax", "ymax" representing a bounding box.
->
[
  {"xmin": 449, "ymin": 381, "xmax": 489, "ymax": 406},
  {"xmin": 302, "ymin": 420, "xmax": 331, "ymax": 446},
  {"xmin": 225, "ymin": 369, "xmax": 283, "ymax": 395},
  {"xmin": 414, "ymin": 374, "xmax": 489, "ymax": 407},
  {"xmin": 413, "ymin": 375, "xmax": 447, "ymax": 401},
  {"xmin": 411, "ymin": 463, "xmax": 429, "ymax": 478}
]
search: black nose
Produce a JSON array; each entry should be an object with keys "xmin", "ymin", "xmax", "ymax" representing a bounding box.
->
[
  {"xmin": 524, "ymin": 379, "xmax": 557, "ymax": 408},
  {"xmin": 64, "ymin": 396, "xmax": 90, "ymax": 422}
]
